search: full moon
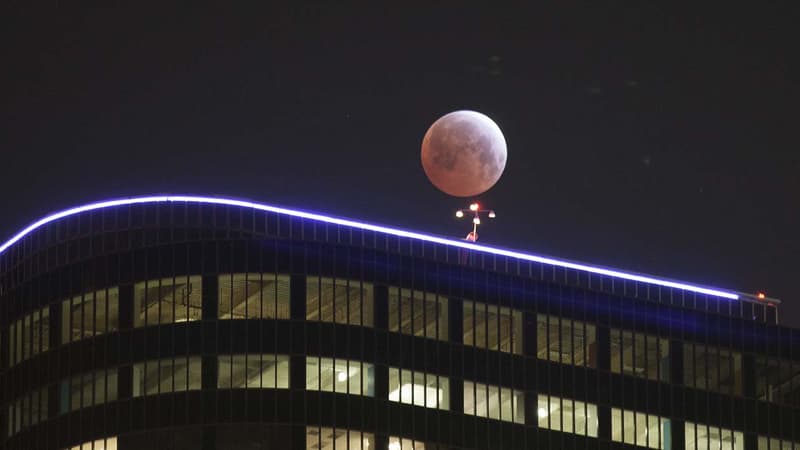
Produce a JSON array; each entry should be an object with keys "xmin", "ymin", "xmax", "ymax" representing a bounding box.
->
[{"xmin": 421, "ymin": 110, "xmax": 507, "ymax": 197}]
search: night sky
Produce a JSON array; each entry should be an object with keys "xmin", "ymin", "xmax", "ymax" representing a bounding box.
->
[{"xmin": 2, "ymin": 4, "xmax": 798, "ymax": 325}]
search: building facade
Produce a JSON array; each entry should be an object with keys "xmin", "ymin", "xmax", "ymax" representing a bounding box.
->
[{"xmin": 0, "ymin": 196, "xmax": 798, "ymax": 450}]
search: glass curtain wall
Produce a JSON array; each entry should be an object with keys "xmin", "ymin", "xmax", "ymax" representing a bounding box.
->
[
  {"xmin": 611, "ymin": 408, "xmax": 669, "ymax": 449},
  {"xmin": 218, "ymin": 354, "xmax": 290, "ymax": 389},
  {"xmin": 7, "ymin": 386, "xmax": 48, "ymax": 437},
  {"xmin": 463, "ymin": 380, "xmax": 524, "ymax": 424},
  {"xmin": 59, "ymin": 369, "xmax": 118, "ymax": 414},
  {"xmin": 388, "ymin": 368, "xmax": 449, "ymax": 410},
  {"xmin": 67, "ymin": 437, "xmax": 117, "ymax": 450},
  {"xmin": 132, "ymin": 357, "xmax": 202, "ymax": 396},
  {"xmin": 8, "ymin": 306, "xmax": 50, "ymax": 366},
  {"xmin": 610, "ymin": 328, "xmax": 670, "ymax": 381},
  {"xmin": 755, "ymin": 356, "xmax": 800, "ymax": 407},
  {"xmin": 306, "ymin": 357, "xmax": 375, "ymax": 396},
  {"xmin": 133, "ymin": 276, "xmax": 202, "ymax": 326},
  {"xmin": 463, "ymin": 300, "xmax": 522, "ymax": 354},
  {"xmin": 683, "ymin": 343, "xmax": 743, "ymax": 395},
  {"xmin": 218, "ymin": 273, "xmax": 290, "ymax": 319},
  {"xmin": 306, "ymin": 427, "xmax": 374, "ymax": 450},
  {"xmin": 61, "ymin": 287, "xmax": 120, "ymax": 344},
  {"xmin": 537, "ymin": 315, "xmax": 597, "ymax": 368},
  {"xmin": 388, "ymin": 288, "xmax": 448, "ymax": 341},
  {"xmin": 537, "ymin": 394, "xmax": 598, "ymax": 437},
  {"xmin": 684, "ymin": 421, "xmax": 744, "ymax": 450},
  {"xmin": 758, "ymin": 436, "xmax": 800, "ymax": 450},
  {"xmin": 306, "ymin": 277, "xmax": 374, "ymax": 327}
]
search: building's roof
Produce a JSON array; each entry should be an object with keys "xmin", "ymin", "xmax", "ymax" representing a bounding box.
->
[{"xmin": 0, "ymin": 195, "xmax": 776, "ymax": 304}]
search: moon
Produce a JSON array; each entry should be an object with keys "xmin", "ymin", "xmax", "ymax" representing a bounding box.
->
[{"xmin": 421, "ymin": 110, "xmax": 507, "ymax": 197}]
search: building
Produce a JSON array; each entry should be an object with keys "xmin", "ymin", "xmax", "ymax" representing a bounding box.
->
[{"xmin": 1, "ymin": 195, "xmax": 798, "ymax": 450}]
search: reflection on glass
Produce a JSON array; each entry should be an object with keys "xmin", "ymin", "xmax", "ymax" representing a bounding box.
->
[
  {"xmin": 463, "ymin": 380, "xmax": 524, "ymax": 424},
  {"xmin": 218, "ymin": 354, "xmax": 289, "ymax": 389},
  {"xmin": 218, "ymin": 273, "xmax": 290, "ymax": 319},
  {"xmin": 610, "ymin": 329, "xmax": 669, "ymax": 381},
  {"xmin": 388, "ymin": 288, "xmax": 448, "ymax": 341},
  {"xmin": 612, "ymin": 408, "xmax": 669, "ymax": 449},
  {"xmin": 306, "ymin": 426, "xmax": 374, "ymax": 450},
  {"xmin": 388, "ymin": 367, "xmax": 449, "ymax": 410},
  {"xmin": 134, "ymin": 276, "xmax": 202, "ymax": 327},
  {"xmin": 67, "ymin": 437, "xmax": 118, "ymax": 450},
  {"xmin": 463, "ymin": 301, "xmax": 522, "ymax": 354},
  {"xmin": 306, "ymin": 357, "xmax": 374, "ymax": 396},
  {"xmin": 306, "ymin": 277, "xmax": 374, "ymax": 327},
  {"xmin": 59, "ymin": 369, "xmax": 118, "ymax": 413},
  {"xmin": 683, "ymin": 344, "xmax": 742, "ymax": 395},
  {"xmin": 9, "ymin": 307, "xmax": 50, "ymax": 366},
  {"xmin": 537, "ymin": 315, "xmax": 597, "ymax": 368},
  {"xmin": 537, "ymin": 394, "xmax": 598, "ymax": 437},
  {"xmin": 133, "ymin": 357, "xmax": 202, "ymax": 396},
  {"xmin": 684, "ymin": 421, "xmax": 743, "ymax": 450},
  {"xmin": 61, "ymin": 287, "xmax": 120, "ymax": 344}
]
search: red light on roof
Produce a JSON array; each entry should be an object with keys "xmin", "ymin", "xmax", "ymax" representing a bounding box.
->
[{"xmin": 757, "ymin": 292, "xmax": 766, "ymax": 300}]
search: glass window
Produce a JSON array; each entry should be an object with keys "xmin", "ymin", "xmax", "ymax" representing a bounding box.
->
[
  {"xmin": 610, "ymin": 329, "xmax": 670, "ymax": 381},
  {"xmin": 755, "ymin": 356, "xmax": 800, "ymax": 407},
  {"xmin": 537, "ymin": 394, "xmax": 598, "ymax": 437},
  {"xmin": 463, "ymin": 380, "xmax": 524, "ymax": 424},
  {"xmin": 388, "ymin": 367, "xmax": 449, "ymax": 410},
  {"xmin": 132, "ymin": 357, "xmax": 202, "ymax": 396},
  {"xmin": 61, "ymin": 287, "xmax": 120, "ymax": 344},
  {"xmin": 306, "ymin": 277, "xmax": 373, "ymax": 327},
  {"xmin": 218, "ymin": 273, "xmax": 290, "ymax": 319},
  {"xmin": 612, "ymin": 408, "xmax": 669, "ymax": 449},
  {"xmin": 758, "ymin": 436, "xmax": 800, "ymax": 450},
  {"xmin": 537, "ymin": 315, "xmax": 597, "ymax": 368},
  {"xmin": 388, "ymin": 437, "xmax": 448, "ymax": 450},
  {"xmin": 388, "ymin": 288, "xmax": 448, "ymax": 341},
  {"xmin": 217, "ymin": 354, "xmax": 289, "ymax": 389},
  {"xmin": 463, "ymin": 300, "xmax": 522, "ymax": 354},
  {"xmin": 7, "ymin": 386, "xmax": 48, "ymax": 437},
  {"xmin": 9, "ymin": 307, "xmax": 50, "ymax": 366},
  {"xmin": 306, "ymin": 357, "xmax": 374, "ymax": 396},
  {"xmin": 684, "ymin": 421, "xmax": 743, "ymax": 450},
  {"xmin": 134, "ymin": 276, "xmax": 202, "ymax": 327},
  {"xmin": 683, "ymin": 343, "xmax": 742, "ymax": 395},
  {"xmin": 306, "ymin": 426, "xmax": 374, "ymax": 450},
  {"xmin": 66, "ymin": 437, "xmax": 117, "ymax": 450},
  {"xmin": 59, "ymin": 369, "xmax": 118, "ymax": 413}
]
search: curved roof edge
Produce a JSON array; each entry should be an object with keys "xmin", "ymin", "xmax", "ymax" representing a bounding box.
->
[{"xmin": 0, "ymin": 195, "xmax": 757, "ymax": 302}]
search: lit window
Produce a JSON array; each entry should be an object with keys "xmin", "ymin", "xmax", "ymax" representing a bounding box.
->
[
  {"xmin": 9, "ymin": 307, "xmax": 50, "ymax": 366},
  {"xmin": 612, "ymin": 408, "xmax": 669, "ymax": 449},
  {"xmin": 306, "ymin": 357, "xmax": 374, "ymax": 396},
  {"xmin": 306, "ymin": 426, "xmax": 373, "ymax": 450},
  {"xmin": 388, "ymin": 288, "xmax": 448, "ymax": 341},
  {"xmin": 537, "ymin": 394, "xmax": 598, "ymax": 437},
  {"xmin": 7, "ymin": 386, "xmax": 47, "ymax": 436},
  {"xmin": 218, "ymin": 273, "xmax": 290, "ymax": 319},
  {"xmin": 388, "ymin": 367, "xmax": 449, "ymax": 410},
  {"xmin": 61, "ymin": 287, "xmax": 120, "ymax": 344},
  {"xmin": 59, "ymin": 369, "xmax": 118, "ymax": 413},
  {"xmin": 66, "ymin": 437, "xmax": 117, "ymax": 450},
  {"xmin": 134, "ymin": 276, "xmax": 202, "ymax": 327},
  {"xmin": 306, "ymin": 277, "xmax": 374, "ymax": 327},
  {"xmin": 463, "ymin": 301, "xmax": 522, "ymax": 354},
  {"xmin": 537, "ymin": 315, "xmax": 596, "ymax": 368},
  {"xmin": 463, "ymin": 380, "xmax": 524, "ymax": 424},
  {"xmin": 218, "ymin": 354, "xmax": 289, "ymax": 389},
  {"xmin": 758, "ymin": 436, "xmax": 800, "ymax": 450},
  {"xmin": 610, "ymin": 329, "xmax": 670, "ymax": 381},
  {"xmin": 388, "ymin": 437, "xmax": 447, "ymax": 450},
  {"xmin": 684, "ymin": 421, "xmax": 743, "ymax": 450},
  {"xmin": 683, "ymin": 344, "xmax": 742, "ymax": 395},
  {"xmin": 133, "ymin": 357, "xmax": 201, "ymax": 396},
  {"xmin": 755, "ymin": 356, "xmax": 800, "ymax": 407}
]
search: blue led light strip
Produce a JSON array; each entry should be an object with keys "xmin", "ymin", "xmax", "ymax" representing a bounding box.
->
[{"xmin": 0, "ymin": 195, "xmax": 740, "ymax": 300}]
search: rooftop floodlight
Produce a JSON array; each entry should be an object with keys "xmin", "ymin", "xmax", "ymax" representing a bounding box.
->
[
  {"xmin": 454, "ymin": 201, "xmax": 496, "ymax": 242},
  {"xmin": 469, "ymin": 203, "xmax": 479, "ymax": 211},
  {"xmin": 455, "ymin": 210, "xmax": 464, "ymax": 218},
  {"xmin": 473, "ymin": 217, "xmax": 481, "ymax": 225},
  {"xmin": 488, "ymin": 210, "xmax": 496, "ymax": 218}
]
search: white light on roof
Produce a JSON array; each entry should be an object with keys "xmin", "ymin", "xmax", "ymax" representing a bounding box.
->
[{"xmin": 0, "ymin": 195, "xmax": 740, "ymax": 300}]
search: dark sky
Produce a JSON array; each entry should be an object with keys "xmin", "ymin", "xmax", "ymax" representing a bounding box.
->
[{"xmin": 2, "ymin": 4, "xmax": 798, "ymax": 325}]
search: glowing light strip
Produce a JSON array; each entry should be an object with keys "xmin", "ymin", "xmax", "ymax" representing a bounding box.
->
[{"xmin": 0, "ymin": 195, "xmax": 740, "ymax": 300}]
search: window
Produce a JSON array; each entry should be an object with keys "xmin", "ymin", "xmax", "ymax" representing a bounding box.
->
[
  {"xmin": 683, "ymin": 343, "xmax": 742, "ymax": 395},
  {"xmin": 61, "ymin": 287, "xmax": 120, "ymax": 344},
  {"xmin": 306, "ymin": 357, "xmax": 374, "ymax": 396},
  {"xmin": 134, "ymin": 276, "xmax": 202, "ymax": 327},
  {"xmin": 218, "ymin": 354, "xmax": 289, "ymax": 389},
  {"xmin": 612, "ymin": 408, "xmax": 669, "ymax": 449},
  {"xmin": 388, "ymin": 367, "xmax": 449, "ymax": 410},
  {"xmin": 7, "ymin": 387, "xmax": 47, "ymax": 436},
  {"xmin": 755, "ymin": 356, "xmax": 800, "ymax": 407},
  {"xmin": 388, "ymin": 437, "xmax": 448, "ymax": 450},
  {"xmin": 758, "ymin": 436, "xmax": 800, "ymax": 450},
  {"xmin": 132, "ymin": 357, "xmax": 201, "ymax": 396},
  {"xmin": 306, "ymin": 426, "xmax": 374, "ymax": 450},
  {"xmin": 684, "ymin": 421, "xmax": 743, "ymax": 450},
  {"xmin": 388, "ymin": 288, "xmax": 448, "ymax": 341},
  {"xmin": 66, "ymin": 437, "xmax": 117, "ymax": 450},
  {"xmin": 59, "ymin": 369, "xmax": 118, "ymax": 413},
  {"xmin": 610, "ymin": 329, "xmax": 670, "ymax": 381},
  {"xmin": 9, "ymin": 306, "xmax": 50, "ymax": 366},
  {"xmin": 463, "ymin": 300, "xmax": 522, "ymax": 354},
  {"xmin": 537, "ymin": 315, "xmax": 597, "ymax": 368},
  {"xmin": 306, "ymin": 277, "xmax": 373, "ymax": 327},
  {"xmin": 463, "ymin": 380, "xmax": 524, "ymax": 424},
  {"xmin": 537, "ymin": 394, "xmax": 598, "ymax": 437},
  {"xmin": 218, "ymin": 273, "xmax": 290, "ymax": 319}
]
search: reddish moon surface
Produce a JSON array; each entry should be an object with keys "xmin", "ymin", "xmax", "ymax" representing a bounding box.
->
[{"xmin": 421, "ymin": 110, "xmax": 507, "ymax": 197}]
